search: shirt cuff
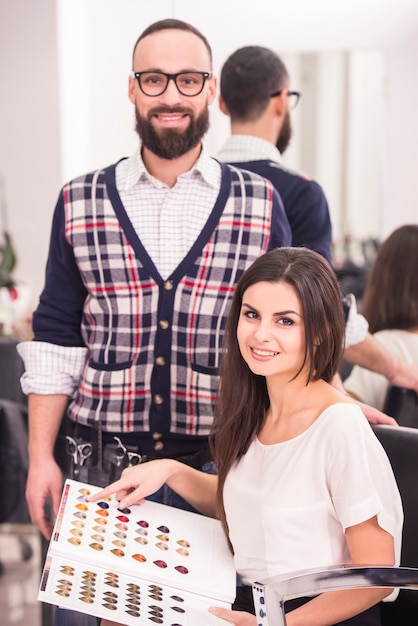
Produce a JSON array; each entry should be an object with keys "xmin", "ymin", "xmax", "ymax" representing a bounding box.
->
[
  {"xmin": 344, "ymin": 293, "xmax": 369, "ymax": 348},
  {"xmin": 17, "ymin": 340, "xmax": 88, "ymax": 396}
]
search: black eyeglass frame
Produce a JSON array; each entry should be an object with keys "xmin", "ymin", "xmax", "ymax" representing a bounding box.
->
[
  {"xmin": 132, "ymin": 71, "xmax": 213, "ymax": 97},
  {"xmin": 270, "ymin": 89, "xmax": 301, "ymax": 109}
]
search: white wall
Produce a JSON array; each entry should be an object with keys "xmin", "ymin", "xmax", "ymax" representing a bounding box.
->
[
  {"xmin": 0, "ymin": 0, "xmax": 62, "ymax": 309},
  {"xmin": 383, "ymin": 34, "xmax": 418, "ymax": 235},
  {"xmin": 1, "ymin": 0, "xmax": 418, "ymax": 313}
]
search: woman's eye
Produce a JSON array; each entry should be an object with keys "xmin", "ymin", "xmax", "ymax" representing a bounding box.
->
[
  {"xmin": 243, "ymin": 310, "xmax": 258, "ymax": 319},
  {"xmin": 279, "ymin": 317, "xmax": 294, "ymax": 326}
]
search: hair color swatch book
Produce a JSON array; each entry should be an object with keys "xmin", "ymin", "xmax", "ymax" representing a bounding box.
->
[{"xmin": 38, "ymin": 479, "xmax": 236, "ymax": 625}]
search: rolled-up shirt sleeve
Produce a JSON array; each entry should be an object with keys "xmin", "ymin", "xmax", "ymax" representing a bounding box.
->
[
  {"xmin": 17, "ymin": 341, "xmax": 88, "ymax": 396},
  {"xmin": 343, "ymin": 293, "xmax": 369, "ymax": 348},
  {"xmin": 18, "ymin": 186, "xmax": 89, "ymax": 397}
]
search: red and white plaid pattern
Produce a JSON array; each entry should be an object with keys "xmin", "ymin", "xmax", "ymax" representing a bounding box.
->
[{"xmin": 32, "ymin": 162, "xmax": 291, "ymax": 437}]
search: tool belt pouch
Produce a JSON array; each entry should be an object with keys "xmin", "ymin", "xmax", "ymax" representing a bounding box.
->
[{"xmin": 65, "ymin": 441, "xmax": 133, "ymax": 488}]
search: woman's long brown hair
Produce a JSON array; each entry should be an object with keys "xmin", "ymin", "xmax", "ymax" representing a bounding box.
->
[{"xmin": 209, "ymin": 247, "xmax": 345, "ymax": 539}]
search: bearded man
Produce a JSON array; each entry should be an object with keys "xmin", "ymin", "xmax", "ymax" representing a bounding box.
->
[
  {"xmin": 18, "ymin": 21, "xmax": 292, "ymax": 626},
  {"xmin": 18, "ymin": 13, "xmax": 291, "ymax": 599}
]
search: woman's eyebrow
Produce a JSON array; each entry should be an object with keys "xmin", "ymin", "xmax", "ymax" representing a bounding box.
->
[{"xmin": 241, "ymin": 303, "xmax": 302, "ymax": 317}]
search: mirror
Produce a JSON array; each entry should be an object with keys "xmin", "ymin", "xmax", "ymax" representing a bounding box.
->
[{"xmin": 210, "ymin": 49, "xmax": 385, "ymax": 253}]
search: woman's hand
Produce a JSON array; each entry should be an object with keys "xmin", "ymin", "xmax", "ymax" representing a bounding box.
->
[
  {"xmin": 88, "ymin": 459, "xmax": 178, "ymax": 508},
  {"xmin": 88, "ymin": 458, "xmax": 218, "ymax": 517},
  {"xmin": 209, "ymin": 607, "xmax": 257, "ymax": 625}
]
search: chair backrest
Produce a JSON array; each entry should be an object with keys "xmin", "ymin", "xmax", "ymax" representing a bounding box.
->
[
  {"xmin": 252, "ymin": 566, "xmax": 418, "ymax": 626},
  {"xmin": 372, "ymin": 424, "xmax": 418, "ymax": 568},
  {"xmin": 382, "ymin": 385, "xmax": 418, "ymax": 428},
  {"xmin": 372, "ymin": 423, "xmax": 418, "ymax": 624},
  {"xmin": 0, "ymin": 399, "xmax": 29, "ymax": 523}
]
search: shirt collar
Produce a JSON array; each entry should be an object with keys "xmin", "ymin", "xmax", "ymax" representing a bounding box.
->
[
  {"xmin": 118, "ymin": 143, "xmax": 220, "ymax": 191},
  {"xmin": 216, "ymin": 135, "xmax": 283, "ymax": 164}
]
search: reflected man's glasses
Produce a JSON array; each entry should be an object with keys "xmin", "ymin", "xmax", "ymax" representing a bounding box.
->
[
  {"xmin": 132, "ymin": 71, "xmax": 213, "ymax": 97},
  {"xmin": 270, "ymin": 89, "xmax": 301, "ymax": 109}
]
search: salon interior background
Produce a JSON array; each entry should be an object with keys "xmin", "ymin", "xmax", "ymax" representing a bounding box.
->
[{"xmin": 0, "ymin": 0, "xmax": 417, "ymax": 308}]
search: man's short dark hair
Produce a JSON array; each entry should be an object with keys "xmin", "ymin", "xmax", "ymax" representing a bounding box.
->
[
  {"xmin": 220, "ymin": 46, "xmax": 288, "ymax": 122},
  {"xmin": 133, "ymin": 18, "xmax": 212, "ymax": 68}
]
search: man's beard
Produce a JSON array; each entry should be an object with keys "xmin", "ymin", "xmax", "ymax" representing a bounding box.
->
[
  {"xmin": 135, "ymin": 106, "xmax": 210, "ymax": 160},
  {"xmin": 276, "ymin": 110, "xmax": 292, "ymax": 154}
]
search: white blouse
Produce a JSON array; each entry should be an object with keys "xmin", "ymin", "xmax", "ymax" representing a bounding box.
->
[{"xmin": 223, "ymin": 403, "xmax": 403, "ymax": 589}]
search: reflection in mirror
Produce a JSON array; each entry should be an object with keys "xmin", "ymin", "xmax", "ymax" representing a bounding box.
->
[{"xmin": 210, "ymin": 48, "xmax": 385, "ymax": 299}]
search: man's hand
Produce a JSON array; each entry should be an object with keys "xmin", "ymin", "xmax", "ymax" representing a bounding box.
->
[
  {"xmin": 25, "ymin": 458, "xmax": 63, "ymax": 540},
  {"xmin": 332, "ymin": 372, "xmax": 397, "ymax": 425},
  {"xmin": 355, "ymin": 400, "xmax": 398, "ymax": 426}
]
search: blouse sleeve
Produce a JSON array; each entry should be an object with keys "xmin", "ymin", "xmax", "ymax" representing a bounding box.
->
[{"xmin": 327, "ymin": 406, "xmax": 403, "ymax": 544}]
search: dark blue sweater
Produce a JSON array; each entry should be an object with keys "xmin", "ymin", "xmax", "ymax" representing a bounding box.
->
[{"xmin": 225, "ymin": 159, "xmax": 333, "ymax": 266}]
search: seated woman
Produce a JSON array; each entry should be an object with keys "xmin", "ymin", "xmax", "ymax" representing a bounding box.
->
[
  {"xmin": 344, "ymin": 224, "xmax": 418, "ymax": 411},
  {"xmin": 92, "ymin": 247, "xmax": 403, "ymax": 626}
]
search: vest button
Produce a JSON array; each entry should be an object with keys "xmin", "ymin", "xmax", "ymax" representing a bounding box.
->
[
  {"xmin": 155, "ymin": 356, "xmax": 165, "ymax": 366},
  {"xmin": 159, "ymin": 319, "xmax": 169, "ymax": 330},
  {"xmin": 154, "ymin": 394, "xmax": 164, "ymax": 405},
  {"xmin": 152, "ymin": 432, "xmax": 163, "ymax": 440},
  {"xmin": 164, "ymin": 280, "xmax": 173, "ymax": 291},
  {"xmin": 154, "ymin": 441, "xmax": 164, "ymax": 451}
]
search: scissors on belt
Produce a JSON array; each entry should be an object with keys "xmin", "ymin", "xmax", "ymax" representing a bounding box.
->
[
  {"xmin": 127, "ymin": 451, "xmax": 142, "ymax": 466},
  {"xmin": 66, "ymin": 436, "xmax": 93, "ymax": 466},
  {"xmin": 113, "ymin": 437, "xmax": 142, "ymax": 467}
]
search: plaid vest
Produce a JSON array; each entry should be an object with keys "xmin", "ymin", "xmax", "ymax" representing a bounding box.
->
[{"xmin": 64, "ymin": 163, "xmax": 283, "ymax": 436}]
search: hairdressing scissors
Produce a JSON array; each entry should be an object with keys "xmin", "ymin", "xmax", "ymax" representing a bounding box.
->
[
  {"xmin": 66, "ymin": 436, "xmax": 93, "ymax": 466},
  {"xmin": 127, "ymin": 451, "xmax": 142, "ymax": 466},
  {"xmin": 113, "ymin": 437, "xmax": 128, "ymax": 467},
  {"xmin": 113, "ymin": 437, "xmax": 142, "ymax": 466}
]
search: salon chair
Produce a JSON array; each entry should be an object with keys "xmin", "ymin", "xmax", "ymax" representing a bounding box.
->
[
  {"xmin": 383, "ymin": 385, "xmax": 418, "ymax": 428},
  {"xmin": 252, "ymin": 424, "xmax": 418, "ymax": 625},
  {"xmin": 252, "ymin": 565, "xmax": 418, "ymax": 626}
]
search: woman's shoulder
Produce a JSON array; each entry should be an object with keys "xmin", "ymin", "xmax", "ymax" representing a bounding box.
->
[
  {"xmin": 312, "ymin": 381, "xmax": 364, "ymax": 421},
  {"xmin": 316, "ymin": 402, "xmax": 369, "ymax": 434}
]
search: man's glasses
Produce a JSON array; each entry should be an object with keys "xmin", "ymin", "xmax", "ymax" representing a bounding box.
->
[
  {"xmin": 132, "ymin": 71, "xmax": 212, "ymax": 97},
  {"xmin": 270, "ymin": 89, "xmax": 301, "ymax": 109}
]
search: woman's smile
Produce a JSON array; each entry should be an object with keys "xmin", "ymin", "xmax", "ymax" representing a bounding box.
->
[{"xmin": 250, "ymin": 347, "xmax": 280, "ymax": 359}]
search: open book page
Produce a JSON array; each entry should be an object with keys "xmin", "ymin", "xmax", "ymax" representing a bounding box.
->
[{"xmin": 38, "ymin": 479, "xmax": 236, "ymax": 625}]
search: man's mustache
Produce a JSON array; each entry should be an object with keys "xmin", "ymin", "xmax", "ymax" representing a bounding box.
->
[{"xmin": 148, "ymin": 106, "xmax": 194, "ymax": 117}]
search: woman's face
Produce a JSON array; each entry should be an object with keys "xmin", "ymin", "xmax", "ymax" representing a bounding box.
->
[{"xmin": 237, "ymin": 280, "xmax": 307, "ymax": 381}]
